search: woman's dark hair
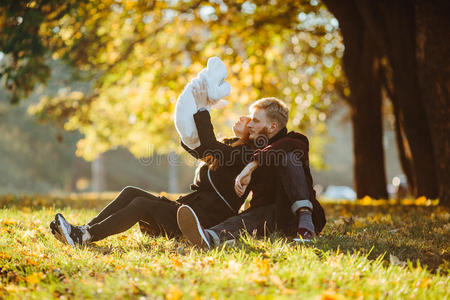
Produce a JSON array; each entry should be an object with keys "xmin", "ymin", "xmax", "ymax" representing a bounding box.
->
[{"xmin": 202, "ymin": 134, "xmax": 249, "ymax": 171}]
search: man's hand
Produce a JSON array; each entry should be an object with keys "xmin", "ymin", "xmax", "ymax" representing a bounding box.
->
[
  {"xmin": 192, "ymin": 79, "xmax": 209, "ymax": 110},
  {"xmin": 234, "ymin": 161, "xmax": 258, "ymax": 197}
]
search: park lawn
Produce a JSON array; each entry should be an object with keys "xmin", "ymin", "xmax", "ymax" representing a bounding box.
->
[{"xmin": 0, "ymin": 196, "xmax": 449, "ymax": 299}]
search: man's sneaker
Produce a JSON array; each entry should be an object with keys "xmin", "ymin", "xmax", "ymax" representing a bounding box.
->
[
  {"xmin": 177, "ymin": 205, "xmax": 211, "ymax": 249},
  {"xmin": 54, "ymin": 213, "xmax": 91, "ymax": 247},
  {"xmin": 294, "ymin": 228, "xmax": 316, "ymax": 243},
  {"xmin": 49, "ymin": 220, "xmax": 66, "ymax": 244}
]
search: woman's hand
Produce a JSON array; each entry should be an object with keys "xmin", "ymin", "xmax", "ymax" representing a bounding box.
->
[
  {"xmin": 192, "ymin": 79, "xmax": 209, "ymax": 110},
  {"xmin": 234, "ymin": 161, "xmax": 258, "ymax": 197}
]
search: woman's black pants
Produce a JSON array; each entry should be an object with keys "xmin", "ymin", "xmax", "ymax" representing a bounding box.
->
[{"xmin": 86, "ymin": 186, "xmax": 234, "ymax": 242}]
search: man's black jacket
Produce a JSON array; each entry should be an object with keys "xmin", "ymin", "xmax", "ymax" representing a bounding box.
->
[{"xmin": 185, "ymin": 110, "xmax": 326, "ymax": 234}]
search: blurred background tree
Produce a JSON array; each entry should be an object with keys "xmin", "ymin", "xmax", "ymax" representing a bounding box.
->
[
  {"xmin": 1, "ymin": 0, "xmax": 344, "ymax": 164},
  {"xmin": 0, "ymin": 60, "xmax": 193, "ymax": 194},
  {"xmin": 0, "ymin": 0, "xmax": 447, "ymax": 204}
]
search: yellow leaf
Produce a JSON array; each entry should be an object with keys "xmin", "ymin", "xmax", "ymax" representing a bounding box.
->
[
  {"xmin": 26, "ymin": 258, "xmax": 39, "ymax": 266},
  {"xmin": 171, "ymin": 257, "xmax": 182, "ymax": 267},
  {"xmin": 418, "ymin": 277, "xmax": 430, "ymax": 288},
  {"xmin": 320, "ymin": 289, "xmax": 345, "ymax": 300},
  {"xmin": 1, "ymin": 219, "xmax": 18, "ymax": 226},
  {"xmin": 360, "ymin": 196, "xmax": 372, "ymax": 205},
  {"xmin": 25, "ymin": 273, "xmax": 43, "ymax": 285},
  {"xmin": 254, "ymin": 258, "xmax": 270, "ymax": 276},
  {"xmin": 401, "ymin": 198, "xmax": 414, "ymax": 205},
  {"xmin": 166, "ymin": 285, "xmax": 182, "ymax": 300},
  {"xmin": 415, "ymin": 196, "xmax": 427, "ymax": 205}
]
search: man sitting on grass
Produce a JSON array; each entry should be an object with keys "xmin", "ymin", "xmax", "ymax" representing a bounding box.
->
[{"xmin": 177, "ymin": 92, "xmax": 326, "ymax": 248}]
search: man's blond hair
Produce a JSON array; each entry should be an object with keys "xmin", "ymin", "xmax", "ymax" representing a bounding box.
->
[{"xmin": 250, "ymin": 97, "xmax": 289, "ymax": 129}]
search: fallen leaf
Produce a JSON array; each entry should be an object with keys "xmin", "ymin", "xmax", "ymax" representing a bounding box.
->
[
  {"xmin": 166, "ymin": 285, "xmax": 183, "ymax": 300},
  {"xmin": 171, "ymin": 257, "xmax": 182, "ymax": 267},
  {"xmin": 417, "ymin": 277, "xmax": 430, "ymax": 288},
  {"xmin": 25, "ymin": 272, "xmax": 43, "ymax": 285},
  {"xmin": 319, "ymin": 288, "xmax": 345, "ymax": 300},
  {"xmin": 254, "ymin": 258, "xmax": 270, "ymax": 276},
  {"xmin": 1, "ymin": 219, "xmax": 18, "ymax": 226},
  {"xmin": 131, "ymin": 284, "xmax": 146, "ymax": 296},
  {"xmin": 26, "ymin": 258, "xmax": 39, "ymax": 266},
  {"xmin": 117, "ymin": 235, "xmax": 128, "ymax": 240}
]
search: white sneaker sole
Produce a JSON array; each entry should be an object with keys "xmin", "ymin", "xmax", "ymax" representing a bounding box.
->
[
  {"xmin": 55, "ymin": 214, "xmax": 75, "ymax": 247},
  {"xmin": 50, "ymin": 221, "xmax": 66, "ymax": 244},
  {"xmin": 177, "ymin": 205, "xmax": 210, "ymax": 249}
]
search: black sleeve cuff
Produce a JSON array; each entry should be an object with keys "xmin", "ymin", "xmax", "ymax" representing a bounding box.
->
[{"xmin": 193, "ymin": 110, "xmax": 217, "ymax": 145}]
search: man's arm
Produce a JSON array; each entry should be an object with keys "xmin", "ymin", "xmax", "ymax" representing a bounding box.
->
[
  {"xmin": 234, "ymin": 160, "xmax": 258, "ymax": 197},
  {"xmin": 234, "ymin": 136, "xmax": 308, "ymax": 195}
]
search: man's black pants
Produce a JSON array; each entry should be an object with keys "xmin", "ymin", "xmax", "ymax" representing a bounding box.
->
[{"xmin": 207, "ymin": 152, "xmax": 325, "ymax": 244}]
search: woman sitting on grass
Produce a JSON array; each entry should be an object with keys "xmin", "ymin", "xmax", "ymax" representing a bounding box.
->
[
  {"xmin": 50, "ymin": 82, "xmax": 297, "ymax": 247},
  {"xmin": 50, "ymin": 117, "xmax": 252, "ymax": 247}
]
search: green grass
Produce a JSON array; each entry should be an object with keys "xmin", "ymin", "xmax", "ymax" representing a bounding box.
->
[{"xmin": 0, "ymin": 196, "xmax": 449, "ymax": 299}]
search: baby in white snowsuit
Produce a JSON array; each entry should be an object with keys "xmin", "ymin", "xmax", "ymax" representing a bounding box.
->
[{"xmin": 174, "ymin": 56, "xmax": 231, "ymax": 149}]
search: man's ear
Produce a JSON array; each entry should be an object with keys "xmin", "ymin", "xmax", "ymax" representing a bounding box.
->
[{"xmin": 268, "ymin": 121, "xmax": 278, "ymax": 135}]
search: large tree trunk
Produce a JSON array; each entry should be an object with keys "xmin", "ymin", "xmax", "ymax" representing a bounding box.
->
[
  {"xmin": 414, "ymin": 0, "xmax": 450, "ymax": 205},
  {"xmin": 324, "ymin": 0, "xmax": 388, "ymax": 199},
  {"xmin": 355, "ymin": 0, "xmax": 439, "ymax": 198},
  {"xmin": 392, "ymin": 98, "xmax": 415, "ymax": 195},
  {"xmin": 380, "ymin": 66, "xmax": 416, "ymax": 195},
  {"xmin": 349, "ymin": 37, "xmax": 388, "ymax": 199}
]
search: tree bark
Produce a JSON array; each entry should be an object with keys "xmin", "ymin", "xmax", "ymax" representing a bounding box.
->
[
  {"xmin": 349, "ymin": 37, "xmax": 388, "ymax": 199},
  {"xmin": 392, "ymin": 98, "xmax": 415, "ymax": 195},
  {"xmin": 355, "ymin": 0, "xmax": 439, "ymax": 198},
  {"xmin": 323, "ymin": 0, "xmax": 388, "ymax": 199},
  {"xmin": 414, "ymin": 0, "xmax": 450, "ymax": 205},
  {"xmin": 380, "ymin": 67, "xmax": 415, "ymax": 195}
]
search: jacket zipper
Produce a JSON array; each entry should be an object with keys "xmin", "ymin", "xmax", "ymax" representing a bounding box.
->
[{"xmin": 207, "ymin": 168, "xmax": 235, "ymax": 212}]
